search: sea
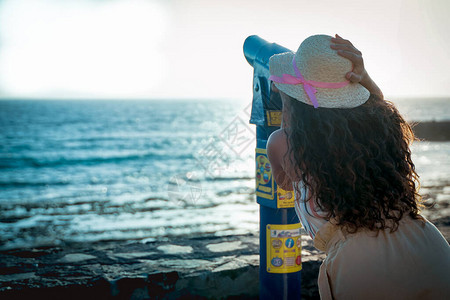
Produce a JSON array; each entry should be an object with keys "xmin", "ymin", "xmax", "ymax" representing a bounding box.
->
[{"xmin": 0, "ymin": 98, "xmax": 449, "ymax": 250}]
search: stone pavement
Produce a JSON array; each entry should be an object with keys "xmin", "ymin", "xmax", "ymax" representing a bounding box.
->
[
  {"xmin": 3, "ymin": 215, "xmax": 446, "ymax": 299},
  {"xmin": 0, "ymin": 233, "xmax": 325, "ymax": 299}
]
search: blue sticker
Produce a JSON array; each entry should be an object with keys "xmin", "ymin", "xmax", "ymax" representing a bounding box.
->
[
  {"xmin": 271, "ymin": 257, "xmax": 283, "ymax": 267},
  {"xmin": 285, "ymin": 238, "xmax": 294, "ymax": 248}
]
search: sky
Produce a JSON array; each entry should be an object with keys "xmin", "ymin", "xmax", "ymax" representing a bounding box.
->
[{"xmin": 0, "ymin": 0, "xmax": 449, "ymax": 100}]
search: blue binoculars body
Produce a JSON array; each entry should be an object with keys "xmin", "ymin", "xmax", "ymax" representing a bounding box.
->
[{"xmin": 244, "ymin": 36, "xmax": 302, "ymax": 300}]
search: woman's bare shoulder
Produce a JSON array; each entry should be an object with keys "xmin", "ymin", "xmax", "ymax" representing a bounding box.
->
[
  {"xmin": 267, "ymin": 129, "xmax": 300, "ymax": 181},
  {"xmin": 267, "ymin": 129, "xmax": 288, "ymax": 154}
]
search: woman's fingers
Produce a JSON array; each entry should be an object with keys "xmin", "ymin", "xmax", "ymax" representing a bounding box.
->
[
  {"xmin": 345, "ymin": 72, "xmax": 363, "ymax": 83},
  {"xmin": 338, "ymin": 49, "xmax": 365, "ymax": 83},
  {"xmin": 336, "ymin": 50, "xmax": 363, "ymax": 65},
  {"xmin": 330, "ymin": 37, "xmax": 353, "ymax": 46},
  {"xmin": 331, "ymin": 34, "xmax": 367, "ymax": 84},
  {"xmin": 330, "ymin": 43, "xmax": 362, "ymax": 55}
]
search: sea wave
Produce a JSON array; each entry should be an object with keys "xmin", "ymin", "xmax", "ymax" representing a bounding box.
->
[
  {"xmin": 0, "ymin": 151, "xmax": 195, "ymax": 169},
  {"xmin": 0, "ymin": 99, "xmax": 448, "ymax": 250}
]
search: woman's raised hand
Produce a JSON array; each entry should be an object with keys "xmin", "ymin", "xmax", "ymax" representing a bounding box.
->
[{"xmin": 330, "ymin": 34, "xmax": 384, "ymax": 99}]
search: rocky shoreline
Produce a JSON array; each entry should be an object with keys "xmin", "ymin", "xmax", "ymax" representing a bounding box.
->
[{"xmin": 1, "ymin": 213, "xmax": 448, "ymax": 300}]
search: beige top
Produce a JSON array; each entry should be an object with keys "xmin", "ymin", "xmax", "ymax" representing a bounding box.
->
[{"xmin": 314, "ymin": 216, "xmax": 450, "ymax": 299}]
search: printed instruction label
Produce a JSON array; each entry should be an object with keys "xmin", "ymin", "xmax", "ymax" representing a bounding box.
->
[
  {"xmin": 266, "ymin": 223, "xmax": 302, "ymax": 273},
  {"xmin": 266, "ymin": 110, "xmax": 282, "ymax": 127},
  {"xmin": 256, "ymin": 148, "xmax": 274, "ymax": 200},
  {"xmin": 277, "ymin": 188, "xmax": 295, "ymax": 208}
]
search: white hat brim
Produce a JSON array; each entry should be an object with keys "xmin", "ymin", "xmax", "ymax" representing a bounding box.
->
[{"xmin": 269, "ymin": 52, "xmax": 370, "ymax": 109}]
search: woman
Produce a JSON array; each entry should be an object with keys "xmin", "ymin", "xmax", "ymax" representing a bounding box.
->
[{"xmin": 266, "ymin": 34, "xmax": 450, "ymax": 299}]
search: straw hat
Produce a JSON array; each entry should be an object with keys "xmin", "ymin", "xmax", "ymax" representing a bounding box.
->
[{"xmin": 269, "ymin": 34, "xmax": 370, "ymax": 108}]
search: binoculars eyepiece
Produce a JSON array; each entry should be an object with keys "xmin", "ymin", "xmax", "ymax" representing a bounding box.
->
[
  {"xmin": 243, "ymin": 35, "xmax": 291, "ymax": 69},
  {"xmin": 243, "ymin": 36, "xmax": 291, "ymax": 126}
]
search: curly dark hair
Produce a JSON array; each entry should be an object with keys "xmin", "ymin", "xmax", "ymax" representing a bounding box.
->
[{"xmin": 283, "ymin": 94, "xmax": 424, "ymax": 233}]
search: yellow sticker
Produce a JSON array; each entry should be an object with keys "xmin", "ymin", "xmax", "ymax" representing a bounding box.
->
[
  {"xmin": 277, "ymin": 188, "xmax": 295, "ymax": 208},
  {"xmin": 266, "ymin": 223, "xmax": 302, "ymax": 273},
  {"xmin": 256, "ymin": 148, "xmax": 274, "ymax": 200},
  {"xmin": 266, "ymin": 110, "xmax": 282, "ymax": 127}
]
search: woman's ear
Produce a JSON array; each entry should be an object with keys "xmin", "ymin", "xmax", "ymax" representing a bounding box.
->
[
  {"xmin": 280, "ymin": 93, "xmax": 291, "ymax": 128},
  {"xmin": 271, "ymin": 82, "xmax": 279, "ymax": 93}
]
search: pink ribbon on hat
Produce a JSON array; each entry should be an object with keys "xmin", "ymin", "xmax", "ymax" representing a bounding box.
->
[{"xmin": 269, "ymin": 57, "xmax": 350, "ymax": 108}]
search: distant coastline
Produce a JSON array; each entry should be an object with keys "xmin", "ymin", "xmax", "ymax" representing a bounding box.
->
[{"xmin": 412, "ymin": 121, "xmax": 450, "ymax": 141}]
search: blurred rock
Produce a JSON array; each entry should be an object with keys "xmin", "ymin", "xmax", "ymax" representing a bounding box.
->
[{"xmin": 412, "ymin": 121, "xmax": 450, "ymax": 141}]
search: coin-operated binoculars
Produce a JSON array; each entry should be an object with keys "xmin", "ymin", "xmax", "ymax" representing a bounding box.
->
[{"xmin": 243, "ymin": 36, "xmax": 302, "ymax": 300}]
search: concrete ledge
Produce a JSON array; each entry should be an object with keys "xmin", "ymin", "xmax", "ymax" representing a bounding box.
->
[
  {"xmin": 3, "ymin": 217, "xmax": 446, "ymax": 300},
  {"xmin": 0, "ymin": 233, "xmax": 324, "ymax": 299}
]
